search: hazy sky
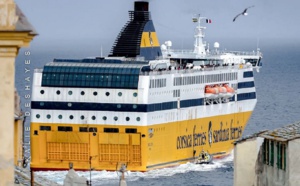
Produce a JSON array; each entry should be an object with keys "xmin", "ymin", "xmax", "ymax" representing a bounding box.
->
[{"xmin": 15, "ymin": 0, "xmax": 300, "ymax": 56}]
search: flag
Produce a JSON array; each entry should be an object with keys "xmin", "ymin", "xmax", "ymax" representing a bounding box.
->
[{"xmin": 206, "ymin": 19, "xmax": 212, "ymax": 23}]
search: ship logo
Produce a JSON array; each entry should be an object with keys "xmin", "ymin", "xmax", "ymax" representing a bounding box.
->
[
  {"xmin": 208, "ymin": 121, "xmax": 212, "ymax": 146},
  {"xmin": 148, "ymin": 128, "xmax": 154, "ymax": 138}
]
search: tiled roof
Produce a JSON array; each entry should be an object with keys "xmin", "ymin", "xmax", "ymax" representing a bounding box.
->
[
  {"xmin": 234, "ymin": 130, "xmax": 267, "ymax": 144},
  {"xmin": 260, "ymin": 121, "xmax": 300, "ymax": 142}
]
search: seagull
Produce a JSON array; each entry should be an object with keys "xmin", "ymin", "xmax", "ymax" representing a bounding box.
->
[{"xmin": 233, "ymin": 6, "xmax": 255, "ymax": 22}]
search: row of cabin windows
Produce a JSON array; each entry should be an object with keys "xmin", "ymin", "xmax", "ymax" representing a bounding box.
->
[
  {"xmin": 237, "ymin": 81, "xmax": 255, "ymax": 89},
  {"xmin": 41, "ymin": 72, "xmax": 139, "ymax": 89},
  {"xmin": 243, "ymin": 71, "xmax": 253, "ymax": 78},
  {"xmin": 40, "ymin": 89, "xmax": 138, "ymax": 97},
  {"xmin": 263, "ymin": 139, "xmax": 286, "ymax": 170},
  {"xmin": 173, "ymin": 72, "xmax": 238, "ymax": 86},
  {"xmin": 237, "ymin": 92, "xmax": 256, "ymax": 101},
  {"xmin": 149, "ymin": 78, "xmax": 167, "ymax": 88},
  {"xmin": 39, "ymin": 126, "xmax": 137, "ymax": 133},
  {"xmin": 36, "ymin": 114, "xmax": 141, "ymax": 122}
]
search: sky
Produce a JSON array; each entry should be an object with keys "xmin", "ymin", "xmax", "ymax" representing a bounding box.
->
[{"xmin": 15, "ymin": 0, "xmax": 300, "ymax": 57}]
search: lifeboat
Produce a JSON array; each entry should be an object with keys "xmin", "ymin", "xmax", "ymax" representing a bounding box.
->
[
  {"xmin": 214, "ymin": 85, "xmax": 227, "ymax": 97},
  {"xmin": 223, "ymin": 84, "xmax": 235, "ymax": 98},
  {"xmin": 205, "ymin": 85, "xmax": 219, "ymax": 98}
]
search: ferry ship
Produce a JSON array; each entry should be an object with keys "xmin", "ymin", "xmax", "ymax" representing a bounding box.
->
[{"xmin": 30, "ymin": 1, "xmax": 262, "ymax": 171}]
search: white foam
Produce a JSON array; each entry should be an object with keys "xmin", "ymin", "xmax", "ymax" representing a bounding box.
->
[{"xmin": 36, "ymin": 151, "xmax": 234, "ymax": 185}]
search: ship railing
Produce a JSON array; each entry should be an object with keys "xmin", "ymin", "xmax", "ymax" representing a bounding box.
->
[
  {"xmin": 208, "ymin": 50, "xmax": 262, "ymax": 57},
  {"xmin": 139, "ymin": 63, "xmax": 252, "ymax": 76},
  {"xmin": 164, "ymin": 49, "xmax": 261, "ymax": 57}
]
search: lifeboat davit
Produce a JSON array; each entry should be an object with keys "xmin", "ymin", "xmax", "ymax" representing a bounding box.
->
[
  {"xmin": 205, "ymin": 86, "xmax": 219, "ymax": 98},
  {"xmin": 223, "ymin": 84, "xmax": 235, "ymax": 98}
]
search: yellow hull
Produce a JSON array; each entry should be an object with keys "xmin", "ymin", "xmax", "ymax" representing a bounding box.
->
[{"xmin": 30, "ymin": 111, "xmax": 252, "ymax": 171}]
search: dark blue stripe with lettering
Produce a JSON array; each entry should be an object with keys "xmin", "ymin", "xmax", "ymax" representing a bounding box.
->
[
  {"xmin": 31, "ymin": 98, "xmax": 203, "ymax": 112},
  {"xmin": 31, "ymin": 93, "xmax": 256, "ymax": 112}
]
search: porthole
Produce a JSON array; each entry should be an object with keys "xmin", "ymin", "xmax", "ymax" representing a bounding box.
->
[
  {"xmin": 133, "ymin": 92, "xmax": 138, "ymax": 97},
  {"xmin": 118, "ymin": 92, "xmax": 122, "ymax": 97},
  {"xmin": 92, "ymin": 116, "xmax": 96, "ymax": 120},
  {"xmin": 56, "ymin": 90, "xmax": 60, "ymax": 95},
  {"xmin": 40, "ymin": 90, "xmax": 45, "ymax": 94},
  {"xmin": 136, "ymin": 117, "xmax": 140, "ymax": 121},
  {"xmin": 81, "ymin": 91, "xmax": 85, "ymax": 96},
  {"xmin": 58, "ymin": 115, "xmax": 63, "ymax": 119},
  {"xmin": 133, "ymin": 104, "xmax": 137, "ymax": 109},
  {"xmin": 126, "ymin": 117, "xmax": 130, "ymax": 121},
  {"xmin": 67, "ymin": 103, "xmax": 72, "ymax": 107},
  {"xmin": 40, "ymin": 102, "xmax": 44, "ymax": 106},
  {"xmin": 93, "ymin": 92, "xmax": 98, "ymax": 96},
  {"xmin": 103, "ymin": 116, "xmax": 107, "ymax": 121},
  {"xmin": 46, "ymin": 114, "xmax": 51, "ymax": 119},
  {"xmin": 68, "ymin": 91, "xmax": 73, "ymax": 95},
  {"xmin": 36, "ymin": 114, "xmax": 40, "ymax": 119},
  {"xmin": 117, "ymin": 104, "xmax": 121, "ymax": 109},
  {"xmin": 69, "ymin": 115, "xmax": 74, "ymax": 120},
  {"xmin": 80, "ymin": 115, "xmax": 85, "ymax": 120},
  {"xmin": 105, "ymin": 92, "xmax": 110, "ymax": 96},
  {"xmin": 114, "ymin": 116, "xmax": 118, "ymax": 121}
]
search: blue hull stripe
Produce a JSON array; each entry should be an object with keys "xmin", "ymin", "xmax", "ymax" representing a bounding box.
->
[{"xmin": 32, "ymin": 92, "xmax": 256, "ymax": 112}]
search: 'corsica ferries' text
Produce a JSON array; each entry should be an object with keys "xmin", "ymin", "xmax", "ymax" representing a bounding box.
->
[{"xmin": 177, "ymin": 132, "xmax": 206, "ymax": 149}]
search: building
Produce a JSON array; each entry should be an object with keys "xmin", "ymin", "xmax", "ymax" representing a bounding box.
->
[
  {"xmin": 14, "ymin": 89, "xmax": 26, "ymax": 168},
  {"xmin": 0, "ymin": 0, "xmax": 36, "ymax": 185},
  {"xmin": 234, "ymin": 121, "xmax": 300, "ymax": 186}
]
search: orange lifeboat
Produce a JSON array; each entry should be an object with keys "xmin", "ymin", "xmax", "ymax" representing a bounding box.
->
[
  {"xmin": 223, "ymin": 84, "xmax": 234, "ymax": 98},
  {"xmin": 214, "ymin": 85, "xmax": 227, "ymax": 96},
  {"xmin": 205, "ymin": 85, "xmax": 219, "ymax": 98}
]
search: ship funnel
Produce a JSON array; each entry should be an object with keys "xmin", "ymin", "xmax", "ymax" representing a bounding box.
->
[
  {"xmin": 109, "ymin": 1, "xmax": 162, "ymax": 60},
  {"xmin": 134, "ymin": 1, "xmax": 149, "ymax": 11}
]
